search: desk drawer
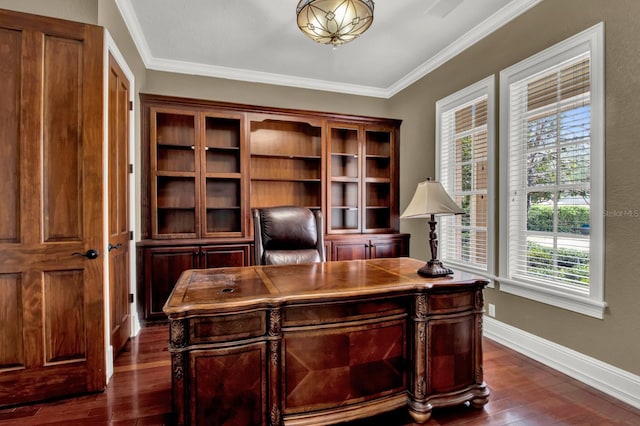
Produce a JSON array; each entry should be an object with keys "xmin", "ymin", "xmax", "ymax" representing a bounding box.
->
[
  {"xmin": 283, "ymin": 298, "xmax": 406, "ymax": 327},
  {"xmin": 427, "ymin": 291, "xmax": 476, "ymax": 314},
  {"xmin": 189, "ymin": 311, "xmax": 266, "ymax": 344}
]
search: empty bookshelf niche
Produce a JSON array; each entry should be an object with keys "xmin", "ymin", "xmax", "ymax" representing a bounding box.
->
[{"xmin": 249, "ymin": 117, "xmax": 322, "ymax": 210}]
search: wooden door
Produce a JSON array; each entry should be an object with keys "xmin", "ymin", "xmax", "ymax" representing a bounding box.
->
[
  {"xmin": 0, "ymin": 11, "xmax": 105, "ymax": 406},
  {"xmin": 108, "ymin": 53, "xmax": 131, "ymax": 358}
]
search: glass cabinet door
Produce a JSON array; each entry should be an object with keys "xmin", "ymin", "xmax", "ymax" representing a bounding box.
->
[
  {"xmin": 151, "ymin": 109, "xmax": 198, "ymax": 238},
  {"xmin": 327, "ymin": 123, "xmax": 361, "ymax": 233},
  {"xmin": 202, "ymin": 114, "xmax": 244, "ymax": 237},
  {"xmin": 363, "ymin": 127, "xmax": 394, "ymax": 232}
]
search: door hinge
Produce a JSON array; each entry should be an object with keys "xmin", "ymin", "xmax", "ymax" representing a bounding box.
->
[
  {"xmin": 129, "ymin": 293, "xmax": 134, "ymax": 304},
  {"xmin": 129, "ymin": 101, "xmax": 133, "ymax": 111},
  {"xmin": 129, "ymin": 230, "xmax": 134, "ymax": 241},
  {"xmin": 129, "ymin": 163, "xmax": 134, "ymax": 174}
]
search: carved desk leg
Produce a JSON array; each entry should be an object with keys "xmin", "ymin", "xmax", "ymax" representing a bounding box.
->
[
  {"xmin": 169, "ymin": 319, "xmax": 187, "ymax": 426},
  {"xmin": 268, "ymin": 308, "xmax": 283, "ymax": 426},
  {"xmin": 408, "ymin": 294, "xmax": 432, "ymax": 423},
  {"xmin": 471, "ymin": 288, "xmax": 490, "ymax": 408}
]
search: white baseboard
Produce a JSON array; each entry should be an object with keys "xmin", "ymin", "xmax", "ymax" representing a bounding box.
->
[
  {"xmin": 483, "ymin": 316, "xmax": 640, "ymax": 410},
  {"xmin": 105, "ymin": 345, "xmax": 114, "ymax": 384},
  {"xmin": 131, "ymin": 313, "xmax": 142, "ymax": 337}
]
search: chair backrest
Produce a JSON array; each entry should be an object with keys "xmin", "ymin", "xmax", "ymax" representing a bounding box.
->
[{"xmin": 253, "ymin": 206, "xmax": 325, "ymax": 265}]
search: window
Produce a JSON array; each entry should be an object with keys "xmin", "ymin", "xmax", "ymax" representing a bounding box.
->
[
  {"xmin": 437, "ymin": 76, "xmax": 495, "ymax": 277},
  {"xmin": 499, "ymin": 23, "xmax": 605, "ymax": 318}
]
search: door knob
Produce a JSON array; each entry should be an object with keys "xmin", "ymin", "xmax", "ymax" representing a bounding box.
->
[
  {"xmin": 108, "ymin": 243, "xmax": 122, "ymax": 252},
  {"xmin": 72, "ymin": 249, "xmax": 99, "ymax": 259}
]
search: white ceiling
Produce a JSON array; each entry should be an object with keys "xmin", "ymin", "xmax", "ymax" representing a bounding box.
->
[{"xmin": 116, "ymin": 0, "xmax": 541, "ymax": 98}]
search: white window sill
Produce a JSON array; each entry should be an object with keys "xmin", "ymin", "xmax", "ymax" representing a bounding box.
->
[
  {"xmin": 444, "ymin": 260, "xmax": 495, "ymax": 288},
  {"xmin": 498, "ymin": 277, "xmax": 607, "ymax": 319}
]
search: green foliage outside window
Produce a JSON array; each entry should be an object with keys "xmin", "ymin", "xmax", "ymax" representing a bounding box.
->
[
  {"xmin": 527, "ymin": 241, "xmax": 589, "ymax": 285},
  {"xmin": 527, "ymin": 205, "xmax": 590, "ymax": 233}
]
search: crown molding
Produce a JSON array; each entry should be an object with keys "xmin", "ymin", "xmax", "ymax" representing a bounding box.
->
[
  {"xmin": 115, "ymin": 0, "xmax": 153, "ymax": 66},
  {"xmin": 387, "ymin": 0, "xmax": 543, "ymax": 96},
  {"xmin": 147, "ymin": 57, "xmax": 391, "ymax": 98},
  {"xmin": 116, "ymin": 0, "xmax": 542, "ymax": 99}
]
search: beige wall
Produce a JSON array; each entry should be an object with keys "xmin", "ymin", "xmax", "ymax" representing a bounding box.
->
[
  {"xmin": 143, "ymin": 71, "xmax": 392, "ymax": 120},
  {"xmin": 96, "ymin": 0, "xmax": 147, "ymax": 236},
  {"xmin": 391, "ymin": 0, "xmax": 640, "ymax": 375},
  {"xmin": 3, "ymin": 0, "xmax": 639, "ymax": 376},
  {"xmin": 0, "ymin": 0, "xmax": 98, "ymax": 23}
]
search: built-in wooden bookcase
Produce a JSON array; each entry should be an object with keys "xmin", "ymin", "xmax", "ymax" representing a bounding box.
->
[
  {"xmin": 249, "ymin": 116, "xmax": 323, "ymax": 210},
  {"xmin": 139, "ymin": 94, "xmax": 407, "ymax": 321}
]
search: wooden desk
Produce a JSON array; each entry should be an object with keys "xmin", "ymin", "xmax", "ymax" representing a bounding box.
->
[{"xmin": 164, "ymin": 258, "xmax": 489, "ymax": 425}]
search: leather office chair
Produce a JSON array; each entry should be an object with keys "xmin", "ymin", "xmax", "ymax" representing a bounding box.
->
[{"xmin": 253, "ymin": 206, "xmax": 326, "ymax": 265}]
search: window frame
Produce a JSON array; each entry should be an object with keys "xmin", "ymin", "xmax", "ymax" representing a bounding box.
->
[
  {"xmin": 436, "ymin": 75, "xmax": 496, "ymax": 283},
  {"xmin": 498, "ymin": 23, "xmax": 606, "ymax": 318}
]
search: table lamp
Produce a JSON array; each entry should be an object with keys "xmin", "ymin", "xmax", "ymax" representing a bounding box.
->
[{"xmin": 401, "ymin": 178, "xmax": 465, "ymax": 277}]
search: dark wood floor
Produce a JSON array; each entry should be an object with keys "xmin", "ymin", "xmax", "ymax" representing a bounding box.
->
[{"xmin": 1, "ymin": 323, "xmax": 639, "ymax": 425}]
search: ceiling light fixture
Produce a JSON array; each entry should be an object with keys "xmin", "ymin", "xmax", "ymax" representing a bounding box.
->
[{"xmin": 296, "ymin": 0, "xmax": 374, "ymax": 47}]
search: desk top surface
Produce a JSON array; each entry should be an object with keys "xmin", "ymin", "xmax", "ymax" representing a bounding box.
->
[{"xmin": 163, "ymin": 257, "xmax": 488, "ymax": 317}]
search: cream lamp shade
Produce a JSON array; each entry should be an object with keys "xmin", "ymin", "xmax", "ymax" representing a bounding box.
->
[
  {"xmin": 401, "ymin": 178, "xmax": 464, "ymax": 277},
  {"xmin": 401, "ymin": 179, "xmax": 464, "ymax": 218}
]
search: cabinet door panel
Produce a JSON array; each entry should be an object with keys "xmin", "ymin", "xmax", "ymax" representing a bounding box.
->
[
  {"xmin": 427, "ymin": 315, "xmax": 476, "ymax": 394},
  {"xmin": 145, "ymin": 247, "xmax": 198, "ymax": 319},
  {"xmin": 370, "ymin": 238, "xmax": 406, "ymax": 259},
  {"xmin": 201, "ymin": 245, "xmax": 250, "ymax": 269},
  {"xmin": 189, "ymin": 343, "xmax": 267, "ymax": 426},
  {"xmin": 331, "ymin": 241, "xmax": 368, "ymax": 261},
  {"xmin": 283, "ymin": 320, "xmax": 405, "ymax": 413}
]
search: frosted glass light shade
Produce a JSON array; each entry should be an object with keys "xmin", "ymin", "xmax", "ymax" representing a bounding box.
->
[{"xmin": 296, "ymin": 0, "xmax": 374, "ymax": 46}]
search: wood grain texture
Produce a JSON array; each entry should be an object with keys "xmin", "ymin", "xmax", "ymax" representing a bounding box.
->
[
  {"xmin": 0, "ymin": 28, "xmax": 21, "ymax": 244},
  {"xmin": 107, "ymin": 52, "xmax": 132, "ymax": 359},
  {"xmin": 165, "ymin": 258, "xmax": 489, "ymax": 424},
  {"xmin": 0, "ymin": 8, "xmax": 105, "ymax": 406},
  {"xmin": 1, "ymin": 323, "xmax": 640, "ymax": 425}
]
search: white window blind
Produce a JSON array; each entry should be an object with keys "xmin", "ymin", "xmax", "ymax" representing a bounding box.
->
[
  {"xmin": 437, "ymin": 76, "xmax": 494, "ymax": 274},
  {"xmin": 509, "ymin": 55, "xmax": 591, "ymax": 289},
  {"xmin": 499, "ymin": 23, "xmax": 605, "ymax": 318}
]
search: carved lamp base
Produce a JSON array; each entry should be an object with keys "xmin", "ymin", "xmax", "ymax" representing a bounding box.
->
[{"xmin": 417, "ymin": 259, "xmax": 454, "ymax": 277}]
